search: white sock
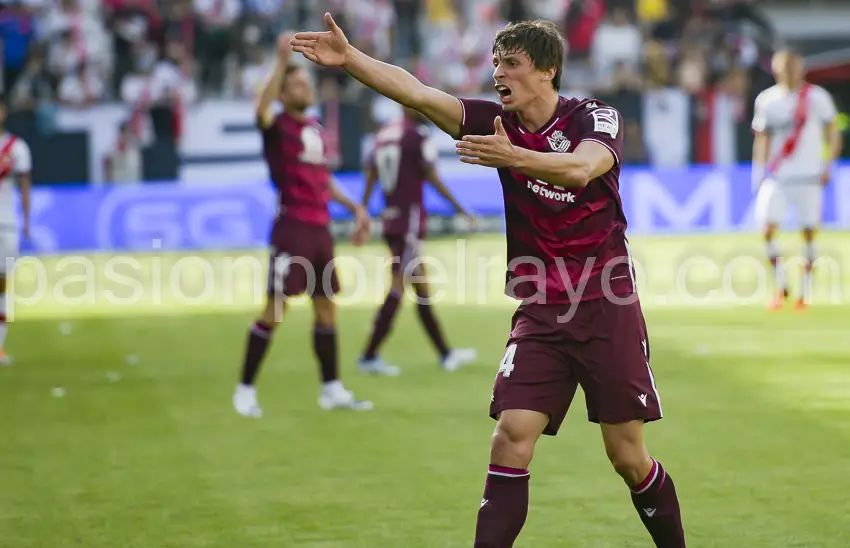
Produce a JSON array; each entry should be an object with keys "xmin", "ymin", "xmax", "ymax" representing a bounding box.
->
[
  {"xmin": 323, "ymin": 380, "xmax": 343, "ymax": 394},
  {"xmin": 802, "ymin": 242, "xmax": 816, "ymax": 301},
  {"xmin": 766, "ymin": 241, "xmax": 785, "ymax": 292},
  {"xmin": 0, "ymin": 293, "xmax": 7, "ymax": 348}
]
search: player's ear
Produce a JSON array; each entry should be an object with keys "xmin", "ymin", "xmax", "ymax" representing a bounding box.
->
[{"xmin": 539, "ymin": 66, "xmax": 556, "ymax": 85}]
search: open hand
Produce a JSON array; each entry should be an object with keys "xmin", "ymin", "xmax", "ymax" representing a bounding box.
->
[
  {"xmin": 290, "ymin": 13, "xmax": 350, "ymax": 67},
  {"xmin": 277, "ymin": 32, "xmax": 296, "ymax": 60},
  {"xmin": 455, "ymin": 117, "xmax": 517, "ymax": 168}
]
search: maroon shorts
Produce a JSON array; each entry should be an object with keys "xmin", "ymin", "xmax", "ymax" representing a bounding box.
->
[
  {"xmin": 267, "ymin": 216, "xmax": 339, "ymax": 298},
  {"xmin": 490, "ymin": 297, "xmax": 663, "ymax": 436},
  {"xmin": 384, "ymin": 233, "xmax": 422, "ymax": 276}
]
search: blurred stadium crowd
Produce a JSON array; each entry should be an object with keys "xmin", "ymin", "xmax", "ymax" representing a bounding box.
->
[
  {"xmin": 0, "ymin": 0, "xmax": 847, "ymax": 182},
  {"xmin": 0, "ymin": 0, "xmax": 777, "ymax": 106}
]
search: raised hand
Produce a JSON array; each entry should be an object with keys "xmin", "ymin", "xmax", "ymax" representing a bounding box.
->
[
  {"xmin": 291, "ymin": 13, "xmax": 350, "ymax": 67},
  {"xmin": 277, "ymin": 31, "xmax": 296, "ymax": 61},
  {"xmin": 456, "ymin": 116, "xmax": 518, "ymax": 168}
]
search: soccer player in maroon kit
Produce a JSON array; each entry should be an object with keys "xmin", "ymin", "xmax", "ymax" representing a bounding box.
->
[
  {"xmin": 293, "ymin": 16, "xmax": 687, "ymax": 547},
  {"xmin": 358, "ymin": 107, "xmax": 479, "ymax": 376},
  {"xmin": 233, "ymin": 34, "xmax": 373, "ymax": 417}
]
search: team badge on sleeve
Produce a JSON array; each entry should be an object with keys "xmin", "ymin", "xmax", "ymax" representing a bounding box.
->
[{"xmin": 590, "ymin": 108, "xmax": 620, "ymax": 139}]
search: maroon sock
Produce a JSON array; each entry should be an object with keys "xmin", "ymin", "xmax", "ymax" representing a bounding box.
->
[
  {"xmin": 416, "ymin": 301, "xmax": 449, "ymax": 359},
  {"xmin": 363, "ymin": 290, "xmax": 402, "ymax": 360},
  {"xmin": 240, "ymin": 321, "xmax": 272, "ymax": 385},
  {"xmin": 313, "ymin": 326, "xmax": 338, "ymax": 383},
  {"xmin": 474, "ymin": 465, "xmax": 530, "ymax": 548},
  {"xmin": 630, "ymin": 459, "xmax": 686, "ymax": 548}
]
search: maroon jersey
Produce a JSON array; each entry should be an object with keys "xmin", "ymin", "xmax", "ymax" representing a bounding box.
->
[
  {"xmin": 367, "ymin": 119, "xmax": 437, "ymax": 237},
  {"xmin": 261, "ymin": 112, "xmax": 332, "ymax": 227},
  {"xmin": 459, "ymin": 96, "xmax": 632, "ymax": 304}
]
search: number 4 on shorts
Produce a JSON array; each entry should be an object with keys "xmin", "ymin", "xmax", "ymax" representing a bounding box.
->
[{"xmin": 498, "ymin": 344, "xmax": 517, "ymax": 378}]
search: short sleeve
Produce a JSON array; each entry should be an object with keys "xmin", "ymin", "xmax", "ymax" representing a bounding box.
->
[
  {"xmin": 13, "ymin": 139, "xmax": 31, "ymax": 174},
  {"xmin": 751, "ymin": 93, "xmax": 768, "ymax": 133},
  {"xmin": 814, "ymin": 86, "xmax": 837, "ymax": 123},
  {"xmin": 577, "ymin": 104, "xmax": 623, "ymax": 165},
  {"xmin": 458, "ymin": 98, "xmax": 502, "ymax": 138}
]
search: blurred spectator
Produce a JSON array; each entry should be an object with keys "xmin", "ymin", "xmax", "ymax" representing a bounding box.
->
[
  {"xmin": 591, "ymin": 8, "xmax": 643, "ymax": 87},
  {"xmin": 104, "ymin": 119, "xmax": 142, "ymax": 183},
  {"xmin": 0, "ymin": 1, "xmax": 35, "ymax": 92},
  {"xmin": 121, "ymin": 41, "xmax": 196, "ymax": 142},
  {"xmin": 42, "ymin": 0, "xmax": 109, "ymax": 72},
  {"xmin": 157, "ymin": 0, "xmax": 194, "ymax": 55},
  {"xmin": 57, "ymin": 59, "xmax": 105, "ymax": 106},
  {"xmin": 9, "ymin": 52, "xmax": 52, "ymax": 111},
  {"xmin": 239, "ymin": 41, "xmax": 271, "ymax": 99},
  {"xmin": 105, "ymin": 0, "xmax": 159, "ymax": 97},
  {"xmin": 193, "ymin": 0, "xmax": 241, "ymax": 94},
  {"xmin": 564, "ymin": 0, "xmax": 605, "ymax": 61}
]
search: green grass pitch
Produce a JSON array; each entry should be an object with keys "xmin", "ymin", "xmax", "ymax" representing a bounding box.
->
[{"xmin": 2, "ymin": 233, "xmax": 850, "ymax": 547}]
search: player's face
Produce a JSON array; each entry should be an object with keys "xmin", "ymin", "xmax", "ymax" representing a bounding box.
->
[
  {"xmin": 772, "ymin": 53, "xmax": 804, "ymax": 83},
  {"xmin": 280, "ymin": 69, "xmax": 315, "ymax": 112},
  {"xmin": 492, "ymin": 51, "xmax": 555, "ymax": 112}
]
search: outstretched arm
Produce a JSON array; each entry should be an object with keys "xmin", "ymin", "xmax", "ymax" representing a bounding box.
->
[
  {"xmin": 292, "ymin": 13, "xmax": 463, "ymax": 137},
  {"xmin": 256, "ymin": 33, "xmax": 294, "ymax": 128}
]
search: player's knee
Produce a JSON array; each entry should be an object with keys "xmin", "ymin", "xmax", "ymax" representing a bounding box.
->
[
  {"xmin": 764, "ymin": 224, "xmax": 778, "ymax": 240},
  {"xmin": 261, "ymin": 298, "xmax": 287, "ymax": 326},
  {"xmin": 313, "ymin": 297, "xmax": 336, "ymax": 328},
  {"xmin": 802, "ymin": 227, "xmax": 816, "ymax": 241},
  {"xmin": 604, "ymin": 440, "xmax": 650, "ymax": 484},
  {"xmin": 413, "ymin": 281, "xmax": 429, "ymax": 300},
  {"xmin": 390, "ymin": 273, "xmax": 405, "ymax": 294}
]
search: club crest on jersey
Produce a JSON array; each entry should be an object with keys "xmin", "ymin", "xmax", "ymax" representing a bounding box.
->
[{"xmin": 547, "ymin": 130, "xmax": 571, "ymax": 153}]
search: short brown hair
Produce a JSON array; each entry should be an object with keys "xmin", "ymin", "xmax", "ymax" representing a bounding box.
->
[{"xmin": 492, "ymin": 20, "xmax": 565, "ymax": 91}]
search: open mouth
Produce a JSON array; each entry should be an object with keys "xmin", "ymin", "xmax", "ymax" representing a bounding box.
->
[{"xmin": 495, "ymin": 84, "xmax": 512, "ymax": 99}]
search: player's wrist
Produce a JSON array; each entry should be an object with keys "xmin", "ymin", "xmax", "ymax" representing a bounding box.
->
[
  {"xmin": 511, "ymin": 147, "xmax": 532, "ymax": 171},
  {"xmin": 340, "ymin": 44, "xmax": 359, "ymax": 70}
]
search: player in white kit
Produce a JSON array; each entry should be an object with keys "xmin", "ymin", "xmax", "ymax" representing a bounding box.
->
[
  {"xmin": 751, "ymin": 50, "xmax": 842, "ymax": 310},
  {"xmin": 0, "ymin": 95, "xmax": 33, "ymax": 364}
]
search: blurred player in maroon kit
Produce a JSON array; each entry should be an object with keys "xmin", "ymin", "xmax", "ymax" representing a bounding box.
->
[
  {"xmin": 293, "ymin": 16, "xmax": 686, "ymax": 547},
  {"xmin": 358, "ymin": 107, "xmax": 478, "ymax": 376},
  {"xmin": 234, "ymin": 34, "xmax": 373, "ymax": 417}
]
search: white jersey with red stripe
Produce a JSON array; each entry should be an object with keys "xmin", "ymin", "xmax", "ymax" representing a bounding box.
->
[
  {"xmin": 0, "ymin": 133, "xmax": 31, "ymax": 228},
  {"xmin": 751, "ymin": 83, "xmax": 836, "ymax": 182}
]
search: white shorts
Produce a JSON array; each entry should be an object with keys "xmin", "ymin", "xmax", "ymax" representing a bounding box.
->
[
  {"xmin": 0, "ymin": 228, "xmax": 19, "ymax": 275},
  {"xmin": 754, "ymin": 179, "xmax": 823, "ymax": 230}
]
